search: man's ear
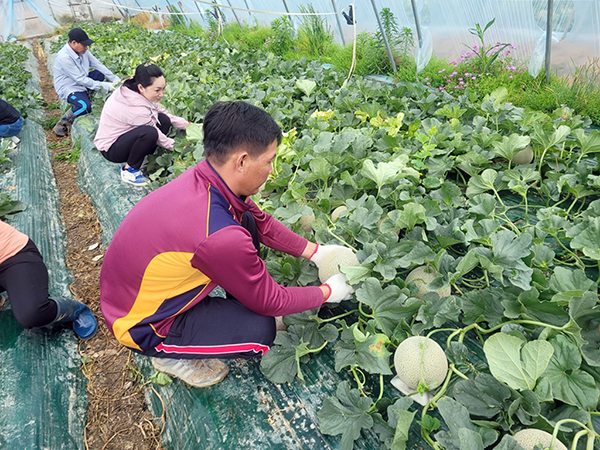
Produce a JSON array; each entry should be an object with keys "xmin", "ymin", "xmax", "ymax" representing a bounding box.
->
[{"xmin": 234, "ymin": 150, "xmax": 249, "ymax": 173}]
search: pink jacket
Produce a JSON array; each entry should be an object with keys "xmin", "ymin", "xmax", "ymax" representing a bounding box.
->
[{"xmin": 94, "ymin": 85, "xmax": 188, "ymax": 152}]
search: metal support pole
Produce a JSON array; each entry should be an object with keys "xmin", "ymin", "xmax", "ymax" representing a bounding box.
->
[
  {"xmin": 410, "ymin": 0, "xmax": 423, "ymax": 48},
  {"xmin": 110, "ymin": 0, "xmax": 127, "ymax": 19},
  {"xmin": 281, "ymin": 0, "xmax": 294, "ymax": 28},
  {"xmin": 330, "ymin": 0, "xmax": 345, "ymax": 45},
  {"xmin": 46, "ymin": 0, "xmax": 58, "ymax": 21},
  {"xmin": 544, "ymin": 0, "xmax": 554, "ymax": 83},
  {"xmin": 192, "ymin": 1, "xmax": 205, "ymax": 22},
  {"xmin": 369, "ymin": 0, "xmax": 396, "ymax": 72},
  {"xmin": 243, "ymin": 0, "xmax": 257, "ymax": 26},
  {"xmin": 226, "ymin": 0, "xmax": 243, "ymax": 29}
]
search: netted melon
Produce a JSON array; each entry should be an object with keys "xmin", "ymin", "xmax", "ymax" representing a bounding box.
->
[
  {"xmin": 299, "ymin": 212, "xmax": 315, "ymax": 233},
  {"xmin": 405, "ymin": 266, "xmax": 450, "ymax": 299},
  {"xmin": 511, "ymin": 146, "xmax": 534, "ymax": 165},
  {"xmin": 513, "ymin": 429, "xmax": 567, "ymax": 450},
  {"xmin": 393, "ymin": 336, "xmax": 448, "ymax": 390},
  {"xmin": 331, "ymin": 206, "xmax": 348, "ymax": 222},
  {"xmin": 318, "ymin": 247, "xmax": 359, "ymax": 283}
]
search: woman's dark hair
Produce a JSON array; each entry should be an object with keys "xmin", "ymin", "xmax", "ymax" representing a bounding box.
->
[
  {"xmin": 203, "ymin": 101, "xmax": 282, "ymax": 164},
  {"xmin": 123, "ymin": 63, "xmax": 164, "ymax": 93}
]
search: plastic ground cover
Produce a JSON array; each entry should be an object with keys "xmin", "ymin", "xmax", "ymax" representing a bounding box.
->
[
  {"xmin": 72, "ymin": 117, "xmax": 477, "ymax": 450},
  {"xmin": 0, "ymin": 45, "xmax": 87, "ymax": 448}
]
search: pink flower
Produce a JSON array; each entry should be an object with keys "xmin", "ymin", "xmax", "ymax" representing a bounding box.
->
[
  {"xmin": 509, "ymin": 75, "xmax": 513, "ymax": 79},
  {"xmin": 438, "ymin": 69, "xmax": 446, "ymax": 73},
  {"xmin": 458, "ymin": 77, "xmax": 463, "ymax": 81},
  {"xmin": 451, "ymin": 71, "xmax": 458, "ymax": 76},
  {"xmin": 439, "ymin": 86, "xmax": 445, "ymax": 91},
  {"xmin": 459, "ymin": 81, "xmax": 464, "ymax": 85},
  {"xmin": 424, "ymin": 77, "xmax": 429, "ymax": 81},
  {"xmin": 426, "ymin": 82, "xmax": 431, "ymax": 86},
  {"xmin": 464, "ymin": 72, "xmax": 471, "ymax": 77},
  {"xmin": 471, "ymin": 76, "xmax": 476, "ymax": 80}
]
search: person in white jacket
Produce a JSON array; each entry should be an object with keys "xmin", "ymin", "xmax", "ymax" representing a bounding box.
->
[
  {"xmin": 53, "ymin": 28, "xmax": 119, "ymax": 137},
  {"xmin": 94, "ymin": 63, "xmax": 189, "ymax": 186}
]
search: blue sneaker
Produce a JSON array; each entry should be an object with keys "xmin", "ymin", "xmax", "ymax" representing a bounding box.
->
[{"xmin": 121, "ymin": 166, "xmax": 149, "ymax": 186}]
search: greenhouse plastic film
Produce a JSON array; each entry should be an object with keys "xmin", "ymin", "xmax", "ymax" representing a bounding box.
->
[{"xmin": 0, "ymin": 118, "xmax": 86, "ymax": 450}]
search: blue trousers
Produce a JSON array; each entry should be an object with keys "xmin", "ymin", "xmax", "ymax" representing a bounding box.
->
[
  {"xmin": 67, "ymin": 69, "xmax": 105, "ymax": 117},
  {"xmin": 0, "ymin": 116, "xmax": 23, "ymax": 138}
]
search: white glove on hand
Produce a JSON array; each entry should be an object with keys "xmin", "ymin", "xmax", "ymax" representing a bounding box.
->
[
  {"xmin": 322, "ymin": 273, "xmax": 353, "ymax": 304},
  {"xmin": 100, "ymin": 82, "xmax": 115, "ymax": 92},
  {"xmin": 309, "ymin": 244, "xmax": 348, "ymax": 267}
]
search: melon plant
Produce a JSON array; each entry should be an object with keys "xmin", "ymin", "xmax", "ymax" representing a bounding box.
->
[
  {"xmin": 393, "ymin": 336, "xmax": 448, "ymax": 391},
  {"xmin": 513, "ymin": 429, "xmax": 568, "ymax": 450},
  {"xmin": 405, "ymin": 266, "xmax": 450, "ymax": 299},
  {"xmin": 511, "ymin": 146, "xmax": 534, "ymax": 165},
  {"xmin": 317, "ymin": 247, "xmax": 359, "ymax": 283}
]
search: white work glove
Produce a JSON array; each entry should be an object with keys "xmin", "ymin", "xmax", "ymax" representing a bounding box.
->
[
  {"xmin": 309, "ymin": 244, "xmax": 348, "ymax": 268},
  {"xmin": 321, "ymin": 273, "xmax": 354, "ymax": 304},
  {"xmin": 100, "ymin": 82, "xmax": 115, "ymax": 92}
]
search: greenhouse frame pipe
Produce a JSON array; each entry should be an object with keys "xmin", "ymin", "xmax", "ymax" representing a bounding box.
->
[
  {"xmin": 192, "ymin": 0, "xmax": 205, "ymax": 21},
  {"xmin": 369, "ymin": 0, "xmax": 396, "ymax": 72},
  {"xmin": 331, "ymin": 0, "xmax": 346, "ymax": 45},
  {"xmin": 281, "ymin": 0, "xmax": 295, "ymax": 27},
  {"xmin": 110, "ymin": 0, "xmax": 127, "ymax": 19},
  {"xmin": 45, "ymin": 0, "xmax": 57, "ymax": 21},
  {"xmin": 545, "ymin": 0, "xmax": 554, "ymax": 83},
  {"xmin": 243, "ymin": 0, "xmax": 257, "ymax": 26},
  {"xmin": 410, "ymin": 0, "xmax": 423, "ymax": 48},
  {"xmin": 226, "ymin": 0, "xmax": 243, "ymax": 28}
]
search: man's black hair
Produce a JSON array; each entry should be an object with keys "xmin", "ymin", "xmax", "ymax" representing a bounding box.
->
[
  {"xmin": 203, "ymin": 101, "xmax": 282, "ymax": 164},
  {"xmin": 124, "ymin": 63, "xmax": 164, "ymax": 93}
]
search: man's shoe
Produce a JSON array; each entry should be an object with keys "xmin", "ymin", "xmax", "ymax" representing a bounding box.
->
[
  {"xmin": 121, "ymin": 166, "xmax": 149, "ymax": 186},
  {"xmin": 151, "ymin": 357, "xmax": 229, "ymax": 388}
]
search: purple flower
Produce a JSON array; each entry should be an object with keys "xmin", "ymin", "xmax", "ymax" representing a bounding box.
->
[
  {"xmin": 464, "ymin": 72, "xmax": 471, "ymax": 77},
  {"xmin": 439, "ymin": 69, "xmax": 446, "ymax": 73},
  {"xmin": 424, "ymin": 77, "xmax": 429, "ymax": 81},
  {"xmin": 471, "ymin": 76, "xmax": 476, "ymax": 80},
  {"xmin": 458, "ymin": 77, "xmax": 463, "ymax": 81},
  {"xmin": 509, "ymin": 75, "xmax": 513, "ymax": 79},
  {"xmin": 459, "ymin": 81, "xmax": 464, "ymax": 85},
  {"xmin": 426, "ymin": 82, "xmax": 431, "ymax": 86},
  {"xmin": 439, "ymin": 86, "xmax": 445, "ymax": 91}
]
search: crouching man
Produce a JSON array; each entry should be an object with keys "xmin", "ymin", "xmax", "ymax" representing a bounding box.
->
[{"xmin": 99, "ymin": 101, "xmax": 353, "ymax": 388}]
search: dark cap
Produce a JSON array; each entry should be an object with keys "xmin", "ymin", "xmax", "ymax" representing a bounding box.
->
[{"xmin": 68, "ymin": 28, "xmax": 94, "ymax": 46}]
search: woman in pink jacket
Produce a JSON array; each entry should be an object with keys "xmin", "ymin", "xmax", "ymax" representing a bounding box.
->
[{"xmin": 94, "ymin": 63, "xmax": 189, "ymax": 186}]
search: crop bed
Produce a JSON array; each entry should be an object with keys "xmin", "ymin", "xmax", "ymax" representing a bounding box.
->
[{"xmin": 59, "ymin": 22, "xmax": 600, "ymax": 450}]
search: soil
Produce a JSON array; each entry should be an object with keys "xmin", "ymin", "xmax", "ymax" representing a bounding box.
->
[{"xmin": 32, "ymin": 39, "xmax": 164, "ymax": 450}]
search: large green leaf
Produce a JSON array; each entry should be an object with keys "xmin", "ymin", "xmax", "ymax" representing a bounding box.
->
[
  {"xmin": 434, "ymin": 397, "xmax": 497, "ymax": 449},
  {"xmin": 317, "ymin": 381, "xmax": 374, "ymax": 450},
  {"xmin": 483, "ymin": 333, "xmax": 554, "ymax": 391},
  {"xmin": 569, "ymin": 216, "xmax": 600, "ymax": 260},
  {"xmin": 539, "ymin": 335, "xmax": 599, "ymax": 410},
  {"xmin": 569, "ymin": 292, "xmax": 600, "ymax": 367},
  {"xmin": 452, "ymin": 374, "xmax": 511, "ymax": 418},
  {"xmin": 355, "ymin": 278, "xmax": 417, "ymax": 335}
]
